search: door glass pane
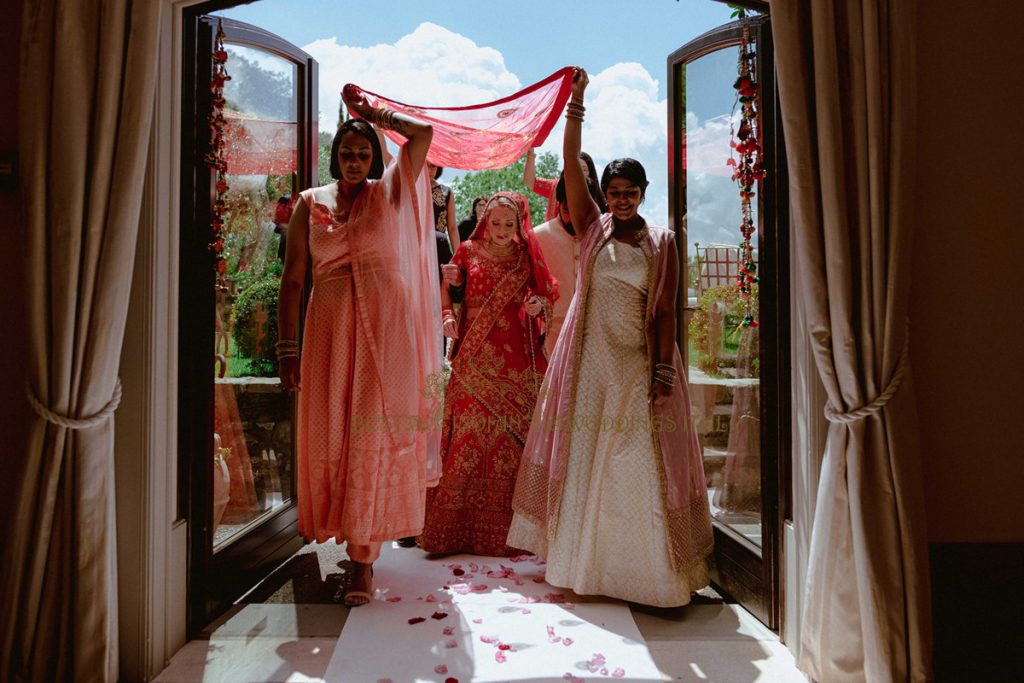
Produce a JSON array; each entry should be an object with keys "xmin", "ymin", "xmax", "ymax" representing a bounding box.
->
[
  {"xmin": 213, "ymin": 44, "xmax": 298, "ymax": 550},
  {"xmin": 680, "ymin": 46, "xmax": 762, "ymax": 549}
]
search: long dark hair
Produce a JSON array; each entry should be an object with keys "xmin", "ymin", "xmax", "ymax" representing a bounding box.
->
[
  {"xmin": 555, "ymin": 171, "xmax": 607, "ymax": 213},
  {"xmin": 579, "ymin": 151, "xmax": 600, "ymax": 185},
  {"xmin": 330, "ymin": 119, "xmax": 384, "ymax": 180}
]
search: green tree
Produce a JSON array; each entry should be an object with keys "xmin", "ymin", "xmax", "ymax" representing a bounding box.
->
[
  {"xmin": 449, "ymin": 151, "xmax": 560, "ymax": 225},
  {"xmin": 224, "ymin": 52, "xmax": 293, "ymax": 121},
  {"xmin": 317, "ymin": 130, "xmax": 334, "ymax": 186}
]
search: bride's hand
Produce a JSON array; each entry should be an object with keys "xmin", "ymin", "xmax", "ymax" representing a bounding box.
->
[
  {"xmin": 441, "ymin": 263, "xmax": 463, "ymax": 287},
  {"xmin": 524, "ymin": 295, "xmax": 543, "ymax": 317},
  {"xmin": 442, "ymin": 318, "xmax": 459, "ymax": 339}
]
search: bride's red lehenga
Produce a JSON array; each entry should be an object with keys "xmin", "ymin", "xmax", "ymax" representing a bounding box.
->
[{"xmin": 419, "ymin": 193, "xmax": 557, "ymax": 556}]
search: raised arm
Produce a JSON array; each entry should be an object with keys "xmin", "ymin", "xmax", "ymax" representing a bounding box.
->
[
  {"xmin": 522, "ymin": 148, "xmax": 538, "ymax": 192},
  {"xmin": 277, "ymin": 194, "xmax": 311, "ymax": 391},
  {"xmin": 445, "ymin": 191, "xmax": 460, "ymax": 252},
  {"xmin": 374, "ymin": 125, "xmax": 394, "ymax": 167},
  {"xmin": 343, "ymin": 84, "xmax": 433, "ymax": 178},
  {"xmin": 563, "ymin": 69, "xmax": 600, "ymax": 234}
]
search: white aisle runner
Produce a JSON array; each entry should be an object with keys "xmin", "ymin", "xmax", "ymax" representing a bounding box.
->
[{"xmin": 324, "ymin": 544, "xmax": 669, "ymax": 683}]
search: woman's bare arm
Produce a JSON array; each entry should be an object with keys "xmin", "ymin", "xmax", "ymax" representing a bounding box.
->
[
  {"xmin": 446, "ymin": 192, "xmax": 460, "ymax": 251},
  {"xmin": 522, "ymin": 148, "xmax": 537, "ymax": 192},
  {"xmin": 277, "ymin": 195, "xmax": 311, "ymax": 389},
  {"xmin": 564, "ymin": 69, "xmax": 600, "ymax": 234}
]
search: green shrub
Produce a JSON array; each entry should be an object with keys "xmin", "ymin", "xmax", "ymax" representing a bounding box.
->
[{"xmin": 232, "ymin": 276, "xmax": 280, "ymax": 376}]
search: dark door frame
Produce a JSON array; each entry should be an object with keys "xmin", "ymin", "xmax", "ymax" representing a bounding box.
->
[
  {"xmin": 179, "ymin": 10, "xmax": 318, "ymax": 636},
  {"xmin": 667, "ymin": 15, "xmax": 790, "ymax": 630}
]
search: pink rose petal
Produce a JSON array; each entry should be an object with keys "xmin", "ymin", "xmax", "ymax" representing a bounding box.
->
[
  {"xmin": 472, "ymin": 618, "xmax": 483, "ymax": 624},
  {"xmin": 495, "ymin": 651, "xmax": 507, "ymax": 663},
  {"xmin": 600, "ymin": 669, "xmax": 608, "ymax": 676},
  {"xmin": 521, "ymin": 609, "xmax": 531, "ymax": 615},
  {"xmin": 480, "ymin": 634, "xmax": 499, "ymax": 644},
  {"xmin": 612, "ymin": 668, "xmax": 626, "ymax": 678},
  {"xmin": 471, "ymin": 583, "xmax": 489, "ymax": 592},
  {"xmin": 532, "ymin": 577, "xmax": 545, "ymax": 583},
  {"xmin": 445, "ymin": 639, "xmax": 458, "ymax": 648},
  {"xmin": 386, "ymin": 596, "xmax": 401, "ymax": 603},
  {"xmin": 442, "ymin": 626, "xmax": 455, "ymax": 635},
  {"xmin": 426, "ymin": 594, "xmax": 438, "ymax": 602},
  {"xmin": 562, "ymin": 637, "xmax": 574, "ymax": 646},
  {"xmin": 377, "ymin": 679, "xmax": 393, "ymax": 683},
  {"xmin": 434, "ymin": 664, "xmax": 449, "ymax": 674}
]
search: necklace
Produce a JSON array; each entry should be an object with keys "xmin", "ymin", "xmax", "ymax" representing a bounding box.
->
[{"xmin": 486, "ymin": 241, "xmax": 517, "ymax": 258}]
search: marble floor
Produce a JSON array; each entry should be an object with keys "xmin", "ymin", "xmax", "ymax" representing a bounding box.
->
[{"xmin": 154, "ymin": 543, "xmax": 807, "ymax": 683}]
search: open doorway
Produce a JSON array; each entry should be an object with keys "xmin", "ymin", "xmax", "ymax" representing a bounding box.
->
[{"xmin": 175, "ymin": 0, "xmax": 788, "ymax": 652}]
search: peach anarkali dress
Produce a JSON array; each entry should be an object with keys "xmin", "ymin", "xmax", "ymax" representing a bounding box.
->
[{"xmin": 295, "ymin": 146, "xmax": 441, "ymax": 558}]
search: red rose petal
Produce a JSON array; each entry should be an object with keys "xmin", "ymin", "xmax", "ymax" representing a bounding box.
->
[
  {"xmin": 426, "ymin": 594, "xmax": 438, "ymax": 603},
  {"xmin": 452, "ymin": 568, "xmax": 465, "ymax": 576},
  {"xmin": 431, "ymin": 611, "xmax": 449, "ymax": 620},
  {"xmin": 445, "ymin": 678, "xmax": 459, "ymax": 683},
  {"xmin": 407, "ymin": 617, "xmax": 425, "ymax": 625},
  {"xmin": 498, "ymin": 644, "xmax": 511, "ymax": 651}
]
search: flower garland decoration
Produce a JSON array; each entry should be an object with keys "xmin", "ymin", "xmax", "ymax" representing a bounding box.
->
[
  {"xmin": 727, "ymin": 23, "xmax": 766, "ymax": 328},
  {"xmin": 204, "ymin": 20, "xmax": 231, "ymax": 290}
]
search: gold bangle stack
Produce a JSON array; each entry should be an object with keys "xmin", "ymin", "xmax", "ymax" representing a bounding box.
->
[
  {"xmin": 371, "ymin": 107, "xmax": 397, "ymax": 130},
  {"xmin": 276, "ymin": 339, "xmax": 299, "ymax": 360},
  {"xmin": 654, "ymin": 362, "xmax": 677, "ymax": 387},
  {"xmin": 565, "ymin": 99, "xmax": 585, "ymax": 122}
]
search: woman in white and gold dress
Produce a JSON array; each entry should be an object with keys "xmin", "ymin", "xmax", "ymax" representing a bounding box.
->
[{"xmin": 508, "ymin": 68, "xmax": 713, "ymax": 607}]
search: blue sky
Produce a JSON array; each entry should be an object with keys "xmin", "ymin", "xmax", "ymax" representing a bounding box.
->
[
  {"xmin": 218, "ymin": 0, "xmax": 732, "ymax": 100},
  {"xmin": 215, "ymin": 0, "xmax": 738, "ymax": 235}
]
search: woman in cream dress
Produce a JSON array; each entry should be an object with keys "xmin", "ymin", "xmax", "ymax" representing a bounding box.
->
[{"xmin": 508, "ymin": 68, "xmax": 713, "ymax": 607}]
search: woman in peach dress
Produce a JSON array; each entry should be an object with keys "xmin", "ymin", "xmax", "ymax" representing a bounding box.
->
[{"xmin": 277, "ymin": 86, "xmax": 440, "ymax": 605}]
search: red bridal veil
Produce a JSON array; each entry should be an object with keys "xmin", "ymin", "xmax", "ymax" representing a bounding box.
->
[{"xmin": 351, "ymin": 67, "xmax": 575, "ymax": 170}]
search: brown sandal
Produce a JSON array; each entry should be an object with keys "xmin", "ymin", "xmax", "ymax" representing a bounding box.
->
[{"xmin": 343, "ymin": 562, "xmax": 374, "ymax": 607}]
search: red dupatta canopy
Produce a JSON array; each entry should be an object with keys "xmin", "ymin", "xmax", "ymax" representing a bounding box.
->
[{"xmin": 351, "ymin": 67, "xmax": 575, "ymax": 171}]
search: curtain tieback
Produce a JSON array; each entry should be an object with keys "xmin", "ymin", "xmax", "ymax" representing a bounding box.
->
[
  {"xmin": 26, "ymin": 378, "xmax": 123, "ymax": 430},
  {"xmin": 824, "ymin": 326, "xmax": 910, "ymax": 424}
]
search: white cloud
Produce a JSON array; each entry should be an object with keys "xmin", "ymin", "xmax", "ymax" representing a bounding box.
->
[{"xmin": 304, "ymin": 22, "xmax": 521, "ymax": 132}]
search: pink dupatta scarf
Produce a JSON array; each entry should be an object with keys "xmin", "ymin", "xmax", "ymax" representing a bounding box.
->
[
  {"xmin": 357, "ymin": 68, "xmax": 574, "ymax": 170},
  {"xmin": 512, "ymin": 214, "xmax": 714, "ymax": 574},
  {"xmin": 340, "ymin": 143, "xmax": 443, "ymax": 485}
]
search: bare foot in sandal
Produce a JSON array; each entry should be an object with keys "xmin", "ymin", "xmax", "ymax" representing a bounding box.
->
[{"xmin": 344, "ymin": 561, "xmax": 373, "ymax": 607}]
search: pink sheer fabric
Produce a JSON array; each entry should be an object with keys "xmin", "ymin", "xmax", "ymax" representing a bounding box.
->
[
  {"xmin": 224, "ymin": 110, "xmax": 297, "ymax": 175},
  {"xmin": 512, "ymin": 214, "xmax": 713, "ymax": 574},
  {"xmin": 356, "ymin": 68, "xmax": 574, "ymax": 170}
]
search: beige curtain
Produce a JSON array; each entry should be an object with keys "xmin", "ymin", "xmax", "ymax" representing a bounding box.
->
[
  {"xmin": 0, "ymin": 1, "xmax": 160, "ymax": 680},
  {"xmin": 771, "ymin": 1, "xmax": 931, "ymax": 681}
]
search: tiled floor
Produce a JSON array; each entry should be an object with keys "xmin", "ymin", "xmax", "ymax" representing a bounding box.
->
[{"xmin": 154, "ymin": 544, "xmax": 806, "ymax": 682}]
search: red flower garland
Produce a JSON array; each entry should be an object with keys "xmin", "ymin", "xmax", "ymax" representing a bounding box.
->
[
  {"xmin": 727, "ymin": 24, "xmax": 765, "ymax": 328},
  {"xmin": 204, "ymin": 20, "xmax": 231, "ymax": 289}
]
